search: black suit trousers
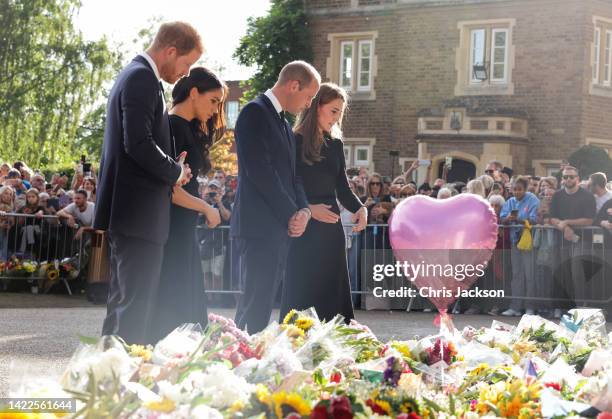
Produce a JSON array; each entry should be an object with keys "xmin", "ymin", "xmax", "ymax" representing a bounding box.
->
[
  {"xmin": 101, "ymin": 231, "xmax": 164, "ymax": 344},
  {"xmin": 234, "ymin": 235, "xmax": 290, "ymax": 334}
]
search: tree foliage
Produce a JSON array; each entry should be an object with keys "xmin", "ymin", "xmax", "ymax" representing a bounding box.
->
[
  {"xmin": 0, "ymin": 0, "xmax": 122, "ymax": 166},
  {"xmin": 209, "ymin": 131, "xmax": 238, "ymax": 175},
  {"xmin": 233, "ymin": 0, "xmax": 312, "ymax": 102},
  {"xmin": 567, "ymin": 145, "xmax": 612, "ymax": 179}
]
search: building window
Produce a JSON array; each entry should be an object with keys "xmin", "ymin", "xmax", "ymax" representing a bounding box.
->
[
  {"xmin": 343, "ymin": 146, "xmax": 351, "ymax": 166},
  {"xmin": 591, "ymin": 17, "xmax": 612, "ymax": 95},
  {"xmin": 605, "ymin": 30, "xmax": 612, "ymax": 86},
  {"xmin": 470, "ymin": 29, "xmax": 485, "ymax": 83},
  {"xmin": 455, "ymin": 19, "xmax": 515, "ymax": 96},
  {"xmin": 354, "ymin": 145, "xmax": 370, "ymax": 167},
  {"xmin": 491, "ymin": 29, "xmax": 508, "ymax": 82},
  {"xmin": 327, "ymin": 32, "xmax": 378, "ymax": 99},
  {"xmin": 226, "ymin": 101, "xmax": 239, "ymax": 129},
  {"xmin": 357, "ymin": 40, "xmax": 372, "ymax": 91},
  {"xmin": 337, "ymin": 39, "xmax": 373, "ymax": 92},
  {"xmin": 340, "ymin": 41, "xmax": 353, "ymax": 89}
]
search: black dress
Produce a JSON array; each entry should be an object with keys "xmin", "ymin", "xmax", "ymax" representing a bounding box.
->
[
  {"xmin": 150, "ymin": 115, "xmax": 208, "ymax": 343},
  {"xmin": 280, "ymin": 134, "xmax": 363, "ymax": 322}
]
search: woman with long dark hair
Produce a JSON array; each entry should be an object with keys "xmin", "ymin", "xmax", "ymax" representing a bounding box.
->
[
  {"xmin": 150, "ymin": 67, "xmax": 225, "ymax": 342},
  {"xmin": 280, "ymin": 83, "xmax": 367, "ymax": 323}
]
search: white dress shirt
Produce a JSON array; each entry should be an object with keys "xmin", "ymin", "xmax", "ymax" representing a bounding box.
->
[
  {"xmin": 139, "ymin": 51, "xmax": 160, "ymax": 81},
  {"xmin": 264, "ymin": 89, "xmax": 283, "ymax": 115}
]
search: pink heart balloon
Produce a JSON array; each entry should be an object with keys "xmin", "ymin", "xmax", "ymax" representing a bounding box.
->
[{"xmin": 388, "ymin": 194, "xmax": 498, "ymax": 311}]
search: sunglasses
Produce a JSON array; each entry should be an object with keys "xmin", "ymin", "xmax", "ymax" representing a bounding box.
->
[
  {"xmin": 370, "ymin": 182, "xmax": 382, "ymax": 186},
  {"xmin": 485, "ymin": 170, "xmax": 495, "ymax": 175},
  {"xmin": 562, "ymin": 175, "xmax": 576, "ymax": 180}
]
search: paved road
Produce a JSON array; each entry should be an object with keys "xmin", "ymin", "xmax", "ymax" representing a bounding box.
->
[{"xmin": 0, "ymin": 292, "xmax": 569, "ymax": 396}]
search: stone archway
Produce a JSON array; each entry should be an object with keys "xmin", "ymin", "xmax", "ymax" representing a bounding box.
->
[{"xmin": 429, "ymin": 151, "xmax": 480, "ymax": 183}]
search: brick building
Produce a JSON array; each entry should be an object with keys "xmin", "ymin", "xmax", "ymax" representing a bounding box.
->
[
  {"xmin": 306, "ymin": 0, "xmax": 612, "ymax": 182},
  {"xmin": 224, "ymin": 80, "xmax": 248, "ymax": 130}
]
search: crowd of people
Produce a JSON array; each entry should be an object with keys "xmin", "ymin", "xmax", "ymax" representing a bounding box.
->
[{"xmin": 0, "ymin": 160, "xmax": 97, "ymax": 261}]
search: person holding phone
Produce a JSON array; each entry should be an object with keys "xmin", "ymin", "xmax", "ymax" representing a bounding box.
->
[
  {"xmin": 149, "ymin": 67, "xmax": 225, "ymax": 343},
  {"xmin": 499, "ymin": 177, "xmax": 540, "ymax": 316}
]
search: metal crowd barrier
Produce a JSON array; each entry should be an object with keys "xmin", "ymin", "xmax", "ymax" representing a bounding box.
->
[
  {"xmin": 198, "ymin": 224, "xmax": 612, "ymax": 311},
  {"xmin": 0, "ymin": 212, "xmax": 84, "ymax": 294}
]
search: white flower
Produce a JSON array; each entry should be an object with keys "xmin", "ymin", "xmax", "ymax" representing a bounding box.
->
[
  {"xmin": 191, "ymin": 404, "xmax": 223, "ymax": 419},
  {"xmin": 196, "ymin": 363, "xmax": 254, "ymax": 409},
  {"xmin": 71, "ymin": 347, "xmax": 138, "ymax": 385}
]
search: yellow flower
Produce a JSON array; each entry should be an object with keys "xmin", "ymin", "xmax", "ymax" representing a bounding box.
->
[
  {"xmin": 270, "ymin": 392, "xmax": 311, "ymax": 419},
  {"xmin": 129, "ymin": 344, "xmax": 152, "ymax": 362},
  {"xmin": 390, "ymin": 341, "xmax": 413, "ymax": 360},
  {"xmin": 229, "ymin": 400, "xmax": 245, "ymax": 413},
  {"xmin": 283, "ymin": 309, "xmax": 298, "ymax": 325},
  {"xmin": 256, "ymin": 384, "xmax": 271, "ymax": 404},
  {"xmin": 47, "ymin": 269, "xmax": 59, "ymax": 282},
  {"xmin": 143, "ymin": 397, "xmax": 175, "ymax": 413},
  {"xmin": 468, "ymin": 363, "xmax": 490, "ymax": 376},
  {"xmin": 374, "ymin": 399, "xmax": 392, "ymax": 415},
  {"xmin": 295, "ymin": 317, "xmax": 314, "ymax": 332}
]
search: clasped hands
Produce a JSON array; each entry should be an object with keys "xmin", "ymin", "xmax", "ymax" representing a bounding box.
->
[{"xmin": 287, "ymin": 204, "xmax": 368, "ymax": 237}]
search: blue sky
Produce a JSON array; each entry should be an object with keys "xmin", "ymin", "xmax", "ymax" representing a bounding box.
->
[{"xmin": 74, "ymin": 0, "xmax": 271, "ymax": 81}]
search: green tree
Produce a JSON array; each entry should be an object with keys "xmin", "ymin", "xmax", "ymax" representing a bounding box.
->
[
  {"xmin": 567, "ymin": 145, "xmax": 612, "ymax": 179},
  {"xmin": 234, "ymin": 0, "xmax": 312, "ymax": 103},
  {"xmin": 0, "ymin": 0, "xmax": 121, "ymax": 166}
]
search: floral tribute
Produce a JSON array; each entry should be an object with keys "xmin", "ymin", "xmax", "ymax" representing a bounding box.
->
[{"xmin": 7, "ymin": 308, "xmax": 612, "ymax": 418}]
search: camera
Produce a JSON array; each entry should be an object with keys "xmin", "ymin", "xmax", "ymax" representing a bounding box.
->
[{"xmin": 207, "ymin": 192, "xmax": 217, "ymax": 199}]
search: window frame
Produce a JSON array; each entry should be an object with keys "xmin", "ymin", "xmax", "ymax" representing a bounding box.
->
[
  {"xmin": 354, "ymin": 145, "xmax": 371, "ymax": 167},
  {"xmin": 226, "ymin": 100, "xmax": 240, "ymax": 129},
  {"xmin": 357, "ymin": 39, "xmax": 373, "ymax": 91},
  {"xmin": 490, "ymin": 28, "xmax": 509, "ymax": 83},
  {"xmin": 339, "ymin": 40, "xmax": 354, "ymax": 90},
  {"xmin": 594, "ymin": 27, "xmax": 601, "ymax": 83},
  {"xmin": 469, "ymin": 29, "xmax": 486, "ymax": 84}
]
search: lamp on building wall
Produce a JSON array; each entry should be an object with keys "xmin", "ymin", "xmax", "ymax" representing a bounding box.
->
[
  {"xmin": 389, "ymin": 150, "xmax": 399, "ymax": 179},
  {"xmin": 473, "ymin": 64, "xmax": 488, "ymax": 81}
]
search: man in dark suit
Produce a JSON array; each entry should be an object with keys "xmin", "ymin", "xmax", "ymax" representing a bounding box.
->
[
  {"xmin": 231, "ymin": 61, "xmax": 321, "ymax": 333},
  {"xmin": 94, "ymin": 22, "xmax": 203, "ymax": 344}
]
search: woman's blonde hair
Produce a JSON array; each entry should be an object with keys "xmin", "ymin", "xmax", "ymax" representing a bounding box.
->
[
  {"xmin": 294, "ymin": 82, "xmax": 347, "ymax": 165},
  {"xmin": 466, "ymin": 179, "xmax": 486, "ymax": 198}
]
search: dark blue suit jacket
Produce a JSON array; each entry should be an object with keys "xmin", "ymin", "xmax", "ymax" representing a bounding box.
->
[
  {"xmin": 230, "ymin": 94, "xmax": 309, "ymax": 239},
  {"xmin": 94, "ymin": 55, "xmax": 182, "ymax": 244}
]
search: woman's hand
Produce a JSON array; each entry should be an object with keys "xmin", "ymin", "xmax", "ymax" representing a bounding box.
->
[
  {"xmin": 351, "ymin": 206, "xmax": 367, "ymax": 232},
  {"xmin": 309, "ymin": 204, "xmax": 339, "ymax": 223}
]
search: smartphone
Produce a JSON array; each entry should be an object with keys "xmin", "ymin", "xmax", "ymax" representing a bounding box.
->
[
  {"xmin": 82, "ymin": 162, "xmax": 92, "ymax": 176},
  {"xmin": 445, "ymin": 156, "xmax": 453, "ymax": 168},
  {"xmin": 511, "ymin": 209, "xmax": 518, "ymax": 217},
  {"xmin": 418, "ymin": 159, "xmax": 431, "ymax": 167}
]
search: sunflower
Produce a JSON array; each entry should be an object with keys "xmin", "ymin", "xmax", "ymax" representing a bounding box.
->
[
  {"xmin": 47, "ymin": 269, "xmax": 59, "ymax": 282},
  {"xmin": 270, "ymin": 391, "xmax": 311, "ymax": 418},
  {"xmin": 283, "ymin": 309, "xmax": 298, "ymax": 325},
  {"xmin": 295, "ymin": 317, "xmax": 314, "ymax": 332}
]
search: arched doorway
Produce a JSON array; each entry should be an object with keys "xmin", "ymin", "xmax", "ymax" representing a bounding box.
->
[{"xmin": 437, "ymin": 158, "xmax": 476, "ymax": 183}]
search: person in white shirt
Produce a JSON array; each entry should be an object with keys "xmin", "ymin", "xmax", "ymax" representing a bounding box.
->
[
  {"xmin": 57, "ymin": 189, "xmax": 94, "ymax": 238},
  {"xmin": 590, "ymin": 172, "xmax": 612, "ymax": 212}
]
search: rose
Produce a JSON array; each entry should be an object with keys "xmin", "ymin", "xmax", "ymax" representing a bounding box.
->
[
  {"xmin": 330, "ymin": 396, "xmax": 353, "ymax": 419},
  {"xmin": 311, "ymin": 404, "xmax": 329, "ymax": 419}
]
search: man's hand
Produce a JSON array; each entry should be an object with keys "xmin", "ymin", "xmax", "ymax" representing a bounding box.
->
[
  {"xmin": 351, "ymin": 206, "xmax": 367, "ymax": 232},
  {"xmin": 288, "ymin": 210, "xmax": 310, "ymax": 237},
  {"xmin": 310, "ymin": 204, "xmax": 339, "ymax": 224},
  {"xmin": 206, "ymin": 208, "xmax": 221, "ymax": 228},
  {"xmin": 563, "ymin": 225, "xmax": 578, "ymax": 242},
  {"xmin": 65, "ymin": 215, "xmax": 76, "ymax": 228},
  {"xmin": 600, "ymin": 220, "xmax": 612, "ymax": 230}
]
